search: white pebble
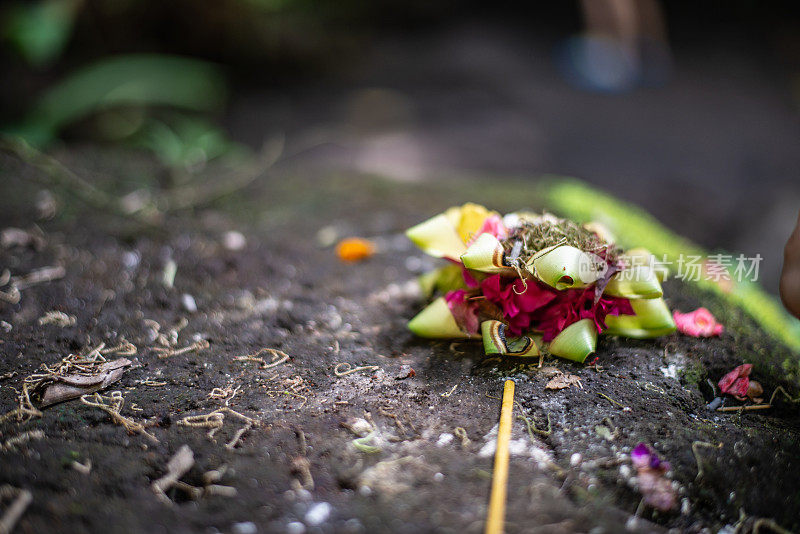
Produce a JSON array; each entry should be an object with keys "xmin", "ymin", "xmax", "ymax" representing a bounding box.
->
[
  {"xmin": 433, "ymin": 472, "xmax": 444, "ymax": 482},
  {"xmin": 122, "ymin": 251, "xmax": 140, "ymax": 270},
  {"xmin": 436, "ymin": 433, "xmax": 454, "ymax": 447},
  {"xmin": 619, "ymin": 464, "xmax": 631, "ymax": 479},
  {"xmin": 181, "ymin": 293, "xmax": 198, "ymax": 313},
  {"xmin": 570, "ymin": 453, "xmax": 582, "ymax": 467},
  {"xmin": 223, "ymin": 231, "xmax": 247, "ymax": 251},
  {"xmin": 231, "ymin": 522, "xmax": 257, "ymax": 534},
  {"xmin": 304, "ymin": 502, "xmax": 331, "ymax": 526}
]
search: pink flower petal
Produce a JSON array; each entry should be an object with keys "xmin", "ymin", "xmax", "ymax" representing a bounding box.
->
[
  {"xmin": 718, "ymin": 364, "xmax": 752, "ymax": 397},
  {"xmin": 637, "ymin": 469, "xmax": 677, "ymax": 511},
  {"xmin": 466, "ymin": 214, "xmax": 508, "ymax": 246},
  {"xmin": 445, "ymin": 290, "xmax": 480, "ymax": 335},
  {"xmin": 673, "ymin": 307, "xmax": 724, "ymax": 337}
]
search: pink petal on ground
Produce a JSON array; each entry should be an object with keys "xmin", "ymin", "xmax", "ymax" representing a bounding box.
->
[
  {"xmin": 673, "ymin": 307, "xmax": 724, "ymax": 337},
  {"xmin": 718, "ymin": 364, "xmax": 752, "ymax": 397}
]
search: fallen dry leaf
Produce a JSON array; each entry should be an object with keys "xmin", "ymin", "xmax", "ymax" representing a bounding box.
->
[
  {"xmin": 545, "ymin": 372, "xmax": 583, "ymax": 390},
  {"xmin": 39, "ymin": 358, "xmax": 131, "ymax": 407}
]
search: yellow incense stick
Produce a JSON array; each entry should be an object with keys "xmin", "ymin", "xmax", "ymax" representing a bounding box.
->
[{"xmin": 486, "ymin": 379, "xmax": 515, "ymax": 534}]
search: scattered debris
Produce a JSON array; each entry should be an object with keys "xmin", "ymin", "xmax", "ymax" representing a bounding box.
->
[
  {"xmin": 334, "ymin": 363, "xmax": 380, "ymax": 377},
  {"xmin": 441, "ymin": 384, "xmax": 458, "ymax": 397},
  {"xmin": 291, "ymin": 457, "xmax": 314, "ymax": 490},
  {"xmin": 177, "ymin": 407, "xmax": 258, "ymax": 449},
  {"xmin": 37, "ymin": 311, "xmax": 77, "ymax": 328},
  {"xmin": 630, "ymin": 443, "xmax": 676, "ymax": 511},
  {"xmin": 335, "ymin": 237, "xmax": 375, "ymax": 262},
  {"xmin": 0, "ymin": 227, "xmax": 44, "ymax": 249},
  {"xmin": 358, "ymin": 456, "xmax": 433, "ymax": 496},
  {"xmin": 1, "ymin": 430, "xmax": 45, "ymax": 452},
  {"xmin": 453, "ymin": 427, "xmax": 471, "ymax": 448},
  {"xmin": 545, "ymin": 372, "xmax": 583, "ymax": 390},
  {"xmin": 154, "ymin": 339, "xmax": 209, "ymax": 359},
  {"xmin": 81, "ymin": 391, "xmax": 159, "ymax": 444},
  {"xmin": 594, "ymin": 418, "xmax": 619, "ymax": 441},
  {"xmin": 152, "ymin": 445, "xmax": 195, "ymax": 505},
  {"xmin": 70, "ymin": 459, "xmax": 92, "ymax": 476},
  {"xmin": 597, "ymin": 392, "xmax": 631, "ymax": 411},
  {"xmin": 352, "ymin": 433, "xmax": 381, "ymax": 454},
  {"xmin": 0, "ymin": 266, "xmax": 65, "ymax": 306},
  {"xmin": 0, "ymin": 485, "xmax": 32, "ymax": 534},
  {"xmin": 146, "ymin": 317, "xmax": 188, "ymax": 347},
  {"xmin": 518, "ymin": 410, "xmax": 552, "ymax": 438},
  {"xmin": 11, "ymin": 266, "xmax": 65, "ymax": 291},
  {"xmin": 393, "ymin": 365, "xmax": 415, "ymax": 380},
  {"xmin": 234, "ymin": 348, "xmax": 289, "ymax": 369},
  {"xmin": 341, "ymin": 417, "xmax": 372, "ymax": 437},
  {"xmin": 673, "ymin": 307, "xmax": 724, "ymax": 337},
  {"xmin": 208, "ymin": 384, "xmax": 241, "ymax": 406}
]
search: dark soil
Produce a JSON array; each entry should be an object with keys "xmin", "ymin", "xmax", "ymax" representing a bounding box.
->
[{"xmin": 1, "ymin": 149, "xmax": 799, "ymax": 534}]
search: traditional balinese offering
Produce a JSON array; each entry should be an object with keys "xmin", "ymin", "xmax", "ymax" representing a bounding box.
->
[{"xmin": 406, "ymin": 203, "xmax": 675, "ymax": 362}]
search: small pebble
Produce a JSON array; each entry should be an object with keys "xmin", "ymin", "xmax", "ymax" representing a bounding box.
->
[
  {"xmin": 122, "ymin": 251, "xmax": 140, "ymax": 270},
  {"xmin": 304, "ymin": 502, "xmax": 331, "ymax": 526},
  {"xmin": 570, "ymin": 453, "xmax": 582, "ymax": 467},
  {"xmin": 436, "ymin": 433, "xmax": 454, "ymax": 447},
  {"xmin": 223, "ymin": 231, "xmax": 247, "ymax": 251},
  {"xmin": 181, "ymin": 293, "xmax": 198, "ymax": 313},
  {"xmin": 286, "ymin": 522, "xmax": 306, "ymax": 534},
  {"xmin": 707, "ymin": 397, "xmax": 723, "ymax": 411},
  {"xmin": 231, "ymin": 522, "xmax": 257, "ymax": 534}
]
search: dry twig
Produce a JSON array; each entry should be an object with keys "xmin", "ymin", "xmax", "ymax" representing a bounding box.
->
[
  {"xmin": 0, "ymin": 485, "xmax": 32, "ymax": 534},
  {"xmin": 80, "ymin": 391, "xmax": 159, "ymax": 444},
  {"xmin": 234, "ymin": 348, "xmax": 289, "ymax": 369},
  {"xmin": 334, "ymin": 363, "xmax": 380, "ymax": 377}
]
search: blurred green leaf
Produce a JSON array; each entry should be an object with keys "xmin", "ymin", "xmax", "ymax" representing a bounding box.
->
[
  {"xmin": 133, "ymin": 116, "xmax": 248, "ymax": 172},
  {"xmin": 3, "ymin": 0, "xmax": 80, "ymax": 67},
  {"xmin": 8, "ymin": 54, "xmax": 228, "ymax": 146}
]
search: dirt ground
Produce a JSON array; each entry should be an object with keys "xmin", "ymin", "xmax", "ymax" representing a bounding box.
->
[{"xmin": 1, "ymin": 149, "xmax": 800, "ymax": 534}]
